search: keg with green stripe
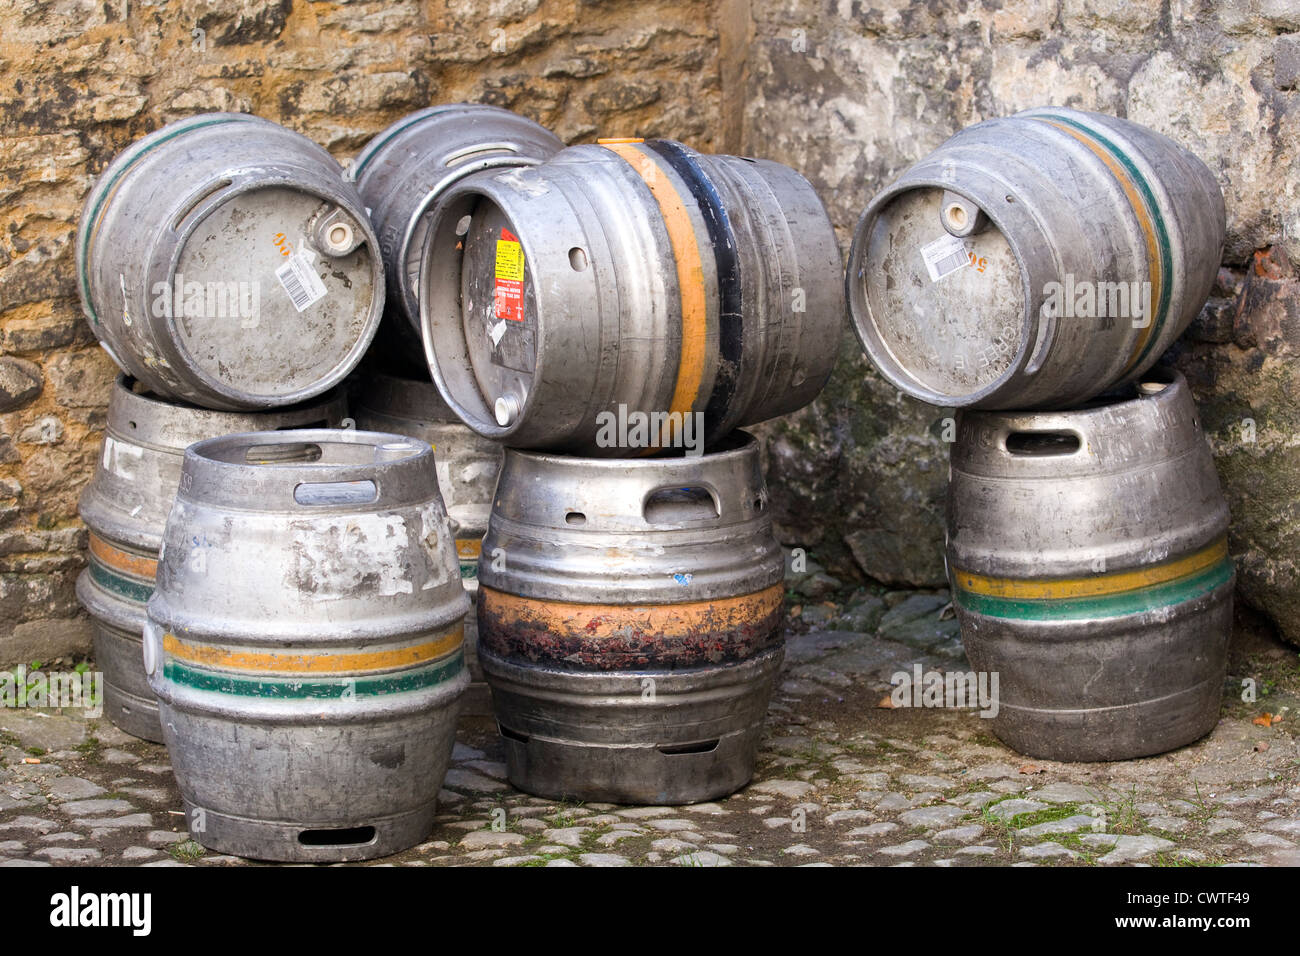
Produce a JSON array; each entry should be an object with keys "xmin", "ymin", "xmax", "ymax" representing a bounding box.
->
[
  {"xmin": 145, "ymin": 429, "xmax": 468, "ymax": 861},
  {"xmin": 847, "ymin": 107, "xmax": 1224, "ymax": 409},
  {"xmin": 77, "ymin": 113, "xmax": 383, "ymax": 410},
  {"xmin": 77, "ymin": 375, "xmax": 346, "ymax": 742},
  {"xmin": 352, "ymin": 368, "xmax": 503, "ymax": 715},
  {"xmin": 419, "ymin": 138, "xmax": 843, "ymax": 454},
  {"xmin": 946, "ymin": 370, "xmax": 1233, "ymax": 761}
]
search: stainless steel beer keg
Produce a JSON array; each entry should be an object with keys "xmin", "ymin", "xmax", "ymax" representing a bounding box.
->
[
  {"xmin": 146, "ymin": 429, "xmax": 467, "ymax": 861},
  {"xmin": 946, "ymin": 370, "xmax": 1233, "ymax": 761},
  {"xmin": 848, "ymin": 108, "xmax": 1224, "ymax": 409},
  {"xmin": 477, "ymin": 431, "xmax": 785, "ymax": 804}
]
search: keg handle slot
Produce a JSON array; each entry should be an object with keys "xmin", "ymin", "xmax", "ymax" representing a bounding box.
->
[
  {"xmin": 297, "ymin": 826, "xmax": 378, "ymax": 847},
  {"xmin": 245, "ymin": 442, "xmax": 323, "ymax": 464},
  {"xmin": 1003, "ymin": 431, "xmax": 1082, "ymax": 456},
  {"xmin": 443, "ymin": 142, "xmax": 521, "ymax": 167},
  {"xmin": 293, "ymin": 480, "xmax": 379, "ymax": 506},
  {"xmin": 657, "ymin": 739, "xmax": 720, "ymax": 756},
  {"xmin": 170, "ymin": 179, "xmax": 234, "ymax": 233},
  {"xmin": 643, "ymin": 486, "xmax": 720, "ymax": 524}
]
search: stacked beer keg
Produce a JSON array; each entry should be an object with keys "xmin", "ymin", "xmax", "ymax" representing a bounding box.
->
[{"xmin": 846, "ymin": 108, "xmax": 1234, "ymax": 761}]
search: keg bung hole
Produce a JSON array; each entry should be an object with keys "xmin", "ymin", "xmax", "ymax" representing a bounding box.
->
[
  {"xmin": 658, "ymin": 739, "xmax": 720, "ymax": 756},
  {"xmin": 565, "ymin": 511, "xmax": 587, "ymax": 526},
  {"xmin": 644, "ymin": 486, "xmax": 719, "ymax": 523},
  {"xmin": 326, "ymin": 222, "xmax": 354, "ymax": 252},
  {"xmin": 455, "ymin": 215, "xmax": 472, "ymax": 237},
  {"xmin": 246, "ymin": 442, "xmax": 323, "ymax": 464},
  {"xmin": 1005, "ymin": 431, "xmax": 1081, "ymax": 456},
  {"xmin": 293, "ymin": 480, "xmax": 379, "ymax": 506},
  {"xmin": 944, "ymin": 204, "xmax": 968, "ymax": 230},
  {"xmin": 568, "ymin": 246, "xmax": 588, "ymax": 271},
  {"xmin": 297, "ymin": 826, "xmax": 378, "ymax": 848}
]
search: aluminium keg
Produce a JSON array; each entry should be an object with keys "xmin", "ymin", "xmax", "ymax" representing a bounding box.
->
[
  {"xmin": 946, "ymin": 370, "xmax": 1233, "ymax": 761},
  {"xmin": 347, "ymin": 104, "xmax": 564, "ymax": 332},
  {"xmin": 76, "ymin": 375, "xmax": 346, "ymax": 742},
  {"xmin": 477, "ymin": 431, "xmax": 785, "ymax": 804},
  {"xmin": 77, "ymin": 113, "xmax": 383, "ymax": 410},
  {"xmin": 420, "ymin": 139, "xmax": 844, "ymax": 454},
  {"xmin": 847, "ymin": 107, "xmax": 1225, "ymax": 409},
  {"xmin": 352, "ymin": 369, "xmax": 503, "ymax": 715},
  {"xmin": 145, "ymin": 429, "xmax": 468, "ymax": 861}
]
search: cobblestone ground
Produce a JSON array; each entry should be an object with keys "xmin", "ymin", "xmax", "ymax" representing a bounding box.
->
[{"xmin": 2, "ymin": 590, "xmax": 1298, "ymax": 868}]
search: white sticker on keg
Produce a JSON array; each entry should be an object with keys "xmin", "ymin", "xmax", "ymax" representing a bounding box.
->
[
  {"xmin": 920, "ymin": 233, "xmax": 971, "ymax": 282},
  {"xmin": 275, "ymin": 252, "xmax": 328, "ymax": 312}
]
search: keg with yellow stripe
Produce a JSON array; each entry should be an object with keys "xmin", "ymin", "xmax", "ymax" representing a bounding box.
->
[
  {"xmin": 352, "ymin": 368, "xmax": 503, "ymax": 715},
  {"xmin": 477, "ymin": 431, "xmax": 784, "ymax": 804},
  {"xmin": 76, "ymin": 375, "xmax": 346, "ymax": 742},
  {"xmin": 946, "ymin": 370, "xmax": 1233, "ymax": 761},
  {"xmin": 847, "ymin": 107, "xmax": 1224, "ymax": 410},
  {"xmin": 145, "ymin": 429, "xmax": 468, "ymax": 861},
  {"xmin": 418, "ymin": 138, "xmax": 843, "ymax": 454}
]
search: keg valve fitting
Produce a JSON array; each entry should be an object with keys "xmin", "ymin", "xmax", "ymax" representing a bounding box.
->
[
  {"xmin": 310, "ymin": 206, "xmax": 363, "ymax": 257},
  {"xmin": 494, "ymin": 394, "xmax": 521, "ymax": 427},
  {"xmin": 940, "ymin": 190, "xmax": 989, "ymax": 238}
]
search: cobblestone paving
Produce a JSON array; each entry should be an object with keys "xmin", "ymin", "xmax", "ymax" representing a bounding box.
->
[{"xmin": 2, "ymin": 591, "xmax": 1298, "ymax": 867}]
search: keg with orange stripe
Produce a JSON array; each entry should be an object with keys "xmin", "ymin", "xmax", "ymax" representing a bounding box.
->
[
  {"xmin": 847, "ymin": 107, "xmax": 1224, "ymax": 409},
  {"xmin": 352, "ymin": 368, "xmax": 503, "ymax": 715},
  {"xmin": 76, "ymin": 375, "xmax": 346, "ymax": 742},
  {"xmin": 477, "ymin": 431, "xmax": 784, "ymax": 804},
  {"xmin": 418, "ymin": 138, "xmax": 843, "ymax": 454},
  {"xmin": 946, "ymin": 370, "xmax": 1233, "ymax": 761},
  {"xmin": 145, "ymin": 429, "xmax": 468, "ymax": 861}
]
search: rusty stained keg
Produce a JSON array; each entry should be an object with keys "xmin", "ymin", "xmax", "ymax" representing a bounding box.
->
[
  {"xmin": 347, "ymin": 104, "xmax": 564, "ymax": 334},
  {"xmin": 77, "ymin": 113, "xmax": 383, "ymax": 410},
  {"xmin": 351, "ymin": 369, "xmax": 503, "ymax": 715},
  {"xmin": 847, "ymin": 107, "xmax": 1225, "ymax": 410},
  {"xmin": 145, "ymin": 429, "xmax": 468, "ymax": 861},
  {"xmin": 420, "ymin": 139, "xmax": 844, "ymax": 455},
  {"xmin": 946, "ymin": 370, "xmax": 1233, "ymax": 761},
  {"xmin": 477, "ymin": 431, "xmax": 785, "ymax": 804},
  {"xmin": 76, "ymin": 376, "xmax": 346, "ymax": 742}
]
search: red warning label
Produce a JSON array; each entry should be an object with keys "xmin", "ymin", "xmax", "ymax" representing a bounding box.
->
[{"xmin": 494, "ymin": 227, "xmax": 525, "ymax": 322}]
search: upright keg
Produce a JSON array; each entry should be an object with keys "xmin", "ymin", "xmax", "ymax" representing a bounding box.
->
[
  {"xmin": 76, "ymin": 376, "xmax": 346, "ymax": 742},
  {"xmin": 420, "ymin": 139, "xmax": 844, "ymax": 454},
  {"xmin": 352, "ymin": 369, "xmax": 503, "ymax": 715},
  {"xmin": 946, "ymin": 370, "xmax": 1233, "ymax": 761},
  {"xmin": 77, "ymin": 113, "xmax": 383, "ymax": 410},
  {"xmin": 347, "ymin": 104, "xmax": 564, "ymax": 333},
  {"xmin": 847, "ymin": 107, "xmax": 1225, "ymax": 409},
  {"xmin": 477, "ymin": 431, "xmax": 785, "ymax": 804},
  {"xmin": 145, "ymin": 429, "xmax": 468, "ymax": 861}
]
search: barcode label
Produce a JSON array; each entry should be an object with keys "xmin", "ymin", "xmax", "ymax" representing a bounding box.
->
[
  {"xmin": 920, "ymin": 233, "xmax": 971, "ymax": 282},
  {"xmin": 276, "ymin": 253, "xmax": 328, "ymax": 312}
]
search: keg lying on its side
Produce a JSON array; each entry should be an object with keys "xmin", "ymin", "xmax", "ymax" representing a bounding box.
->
[
  {"xmin": 421, "ymin": 139, "xmax": 844, "ymax": 454},
  {"xmin": 352, "ymin": 369, "xmax": 503, "ymax": 715},
  {"xmin": 77, "ymin": 113, "xmax": 383, "ymax": 410},
  {"xmin": 847, "ymin": 107, "xmax": 1224, "ymax": 410},
  {"xmin": 946, "ymin": 370, "xmax": 1233, "ymax": 761},
  {"xmin": 477, "ymin": 431, "xmax": 785, "ymax": 804},
  {"xmin": 348, "ymin": 104, "xmax": 564, "ymax": 333},
  {"xmin": 146, "ymin": 430, "xmax": 468, "ymax": 862},
  {"xmin": 77, "ymin": 376, "xmax": 346, "ymax": 742}
]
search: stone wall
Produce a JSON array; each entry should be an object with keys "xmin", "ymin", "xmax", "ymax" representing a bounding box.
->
[
  {"xmin": 744, "ymin": 0, "xmax": 1300, "ymax": 645},
  {"xmin": 4, "ymin": 0, "xmax": 1300, "ymax": 661},
  {"xmin": 0, "ymin": 0, "xmax": 726, "ymax": 663}
]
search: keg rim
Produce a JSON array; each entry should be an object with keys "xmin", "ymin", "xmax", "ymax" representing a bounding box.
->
[{"xmin": 846, "ymin": 174, "xmax": 1038, "ymax": 408}]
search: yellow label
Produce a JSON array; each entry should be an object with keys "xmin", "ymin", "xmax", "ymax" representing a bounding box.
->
[
  {"xmin": 495, "ymin": 239, "xmax": 524, "ymax": 282},
  {"xmin": 456, "ymin": 538, "xmax": 483, "ymax": 560}
]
